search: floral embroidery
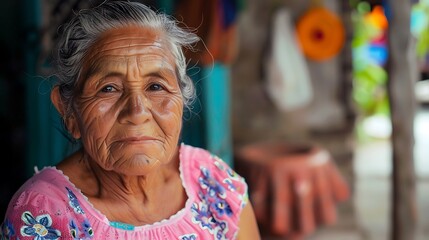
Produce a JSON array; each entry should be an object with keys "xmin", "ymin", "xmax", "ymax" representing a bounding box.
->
[
  {"xmin": 192, "ymin": 166, "xmax": 235, "ymax": 239},
  {"xmin": 20, "ymin": 211, "xmax": 61, "ymax": 239},
  {"xmin": 210, "ymin": 198, "xmax": 232, "ymax": 217},
  {"xmin": 213, "ymin": 221, "xmax": 229, "ymax": 240},
  {"xmin": 223, "ymin": 179, "xmax": 236, "ymax": 192},
  {"xmin": 0, "ymin": 219, "xmax": 16, "ymax": 239},
  {"xmin": 66, "ymin": 187, "xmax": 84, "ymax": 214},
  {"xmin": 199, "ymin": 167, "xmax": 226, "ymax": 199},
  {"xmin": 191, "ymin": 200, "xmax": 230, "ymax": 239},
  {"xmin": 191, "ymin": 202, "xmax": 216, "ymax": 232},
  {"xmin": 191, "ymin": 152, "xmax": 250, "ymax": 239},
  {"xmin": 69, "ymin": 219, "xmax": 94, "ymax": 240},
  {"xmin": 178, "ymin": 233, "xmax": 197, "ymax": 240}
]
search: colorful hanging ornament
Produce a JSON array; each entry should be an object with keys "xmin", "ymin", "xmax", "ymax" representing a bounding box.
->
[{"xmin": 296, "ymin": 7, "xmax": 345, "ymax": 61}]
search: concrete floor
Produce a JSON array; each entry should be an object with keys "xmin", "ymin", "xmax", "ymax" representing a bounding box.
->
[{"xmin": 306, "ymin": 107, "xmax": 429, "ymax": 240}]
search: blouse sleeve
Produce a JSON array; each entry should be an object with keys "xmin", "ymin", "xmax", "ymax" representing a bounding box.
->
[
  {"xmin": 1, "ymin": 190, "xmax": 71, "ymax": 240},
  {"xmin": 208, "ymin": 154, "xmax": 249, "ymax": 210},
  {"xmin": 191, "ymin": 150, "xmax": 250, "ymax": 239}
]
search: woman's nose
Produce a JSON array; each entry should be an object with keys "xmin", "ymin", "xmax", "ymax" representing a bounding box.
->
[{"xmin": 118, "ymin": 93, "xmax": 152, "ymax": 125}]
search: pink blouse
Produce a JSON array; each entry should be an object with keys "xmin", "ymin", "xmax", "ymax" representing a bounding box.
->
[{"xmin": 1, "ymin": 144, "xmax": 248, "ymax": 240}]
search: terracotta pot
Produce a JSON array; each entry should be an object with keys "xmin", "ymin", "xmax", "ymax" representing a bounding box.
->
[{"xmin": 234, "ymin": 141, "xmax": 349, "ymax": 238}]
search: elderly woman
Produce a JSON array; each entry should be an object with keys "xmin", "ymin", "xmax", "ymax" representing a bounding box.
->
[{"xmin": 1, "ymin": 1, "xmax": 260, "ymax": 239}]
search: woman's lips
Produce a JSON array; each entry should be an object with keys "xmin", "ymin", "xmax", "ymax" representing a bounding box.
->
[{"xmin": 116, "ymin": 136, "xmax": 159, "ymax": 144}]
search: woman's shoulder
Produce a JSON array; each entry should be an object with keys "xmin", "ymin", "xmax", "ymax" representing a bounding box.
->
[
  {"xmin": 180, "ymin": 143, "xmax": 245, "ymax": 180},
  {"xmin": 179, "ymin": 143, "xmax": 212, "ymax": 161},
  {"xmin": 179, "ymin": 144, "xmax": 235, "ymax": 173},
  {"xmin": 180, "ymin": 144, "xmax": 249, "ymax": 237},
  {"xmin": 3, "ymin": 167, "xmax": 80, "ymax": 216},
  {"xmin": 9, "ymin": 167, "xmax": 72, "ymax": 200},
  {"xmin": 1, "ymin": 167, "xmax": 83, "ymax": 239}
]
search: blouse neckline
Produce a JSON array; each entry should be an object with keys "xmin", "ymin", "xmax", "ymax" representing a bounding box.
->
[{"xmin": 42, "ymin": 143, "xmax": 193, "ymax": 231}]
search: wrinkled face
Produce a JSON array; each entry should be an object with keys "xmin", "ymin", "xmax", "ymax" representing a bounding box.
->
[{"xmin": 70, "ymin": 26, "xmax": 183, "ymax": 175}]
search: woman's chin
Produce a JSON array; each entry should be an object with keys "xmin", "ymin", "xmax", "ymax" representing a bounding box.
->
[{"xmin": 113, "ymin": 155, "xmax": 161, "ymax": 176}]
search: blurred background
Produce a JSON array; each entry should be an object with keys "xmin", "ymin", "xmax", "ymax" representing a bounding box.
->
[{"xmin": 0, "ymin": 0, "xmax": 428, "ymax": 239}]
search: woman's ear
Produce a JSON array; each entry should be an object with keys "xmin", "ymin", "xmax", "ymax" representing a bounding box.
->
[{"xmin": 51, "ymin": 86, "xmax": 81, "ymax": 139}]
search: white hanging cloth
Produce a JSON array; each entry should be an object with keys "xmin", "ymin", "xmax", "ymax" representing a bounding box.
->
[{"xmin": 265, "ymin": 8, "xmax": 313, "ymax": 111}]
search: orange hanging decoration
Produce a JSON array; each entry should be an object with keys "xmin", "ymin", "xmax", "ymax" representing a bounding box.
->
[
  {"xmin": 365, "ymin": 5, "xmax": 388, "ymax": 30},
  {"xmin": 296, "ymin": 7, "xmax": 345, "ymax": 61}
]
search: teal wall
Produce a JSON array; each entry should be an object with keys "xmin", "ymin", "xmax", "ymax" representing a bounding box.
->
[
  {"xmin": 22, "ymin": 0, "xmax": 73, "ymax": 176},
  {"xmin": 202, "ymin": 64, "xmax": 233, "ymax": 165},
  {"xmin": 181, "ymin": 64, "xmax": 233, "ymax": 165}
]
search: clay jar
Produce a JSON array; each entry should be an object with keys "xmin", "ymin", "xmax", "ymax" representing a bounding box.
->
[{"xmin": 234, "ymin": 141, "xmax": 349, "ymax": 238}]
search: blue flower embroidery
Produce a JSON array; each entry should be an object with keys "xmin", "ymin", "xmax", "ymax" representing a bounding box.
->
[
  {"xmin": 210, "ymin": 219, "xmax": 228, "ymax": 240},
  {"xmin": 199, "ymin": 167, "xmax": 226, "ymax": 199},
  {"xmin": 214, "ymin": 226, "xmax": 227, "ymax": 240},
  {"xmin": 0, "ymin": 219, "xmax": 16, "ymax": 239},
  {"xmin": 81, "ymin": 220, "xmax": 94, "ymax": 239},
  {"xmin": 192, "ymin": 165, "xmax": 236, "ymax": 238},
  {"xmin": 210, "ymin": 198, "xmax": 232, "ymax": 217},
  {"xmin": 66, "ymin": 187, "xmax": 84, "ymax": 214},
  {"xmin": 69, "ymin": 219, "xmax": 94, "ymax": 240},
  {"xmin": 191, "ymin": 202, "xmax": 216, "ymax": 231},
  {"xmin": 20, "ymin": 211, "xmax": 61, "ymax": 239},
  {"xmin": 223, "ymin": 179, "xmax": 237, "ymax": 192},
  {"xmin": 179, "ymin": 233, "xmax": 197, "ymax": 240}
]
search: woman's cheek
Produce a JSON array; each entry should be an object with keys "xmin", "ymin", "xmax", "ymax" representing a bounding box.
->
[
  {"xmin": 77, "ymin": 100, "xmax": 117, "ymax": 156},
  {"xmin": 157, "ymin": 97, "xmax": 183, "ymax": 129},
  {"xmin": 79, "ymin": 98, "xmax": 117, "ymax": 125},
  {"xmin": 161, "ymin": 95, "xmax": 183, "ymax": 115}
]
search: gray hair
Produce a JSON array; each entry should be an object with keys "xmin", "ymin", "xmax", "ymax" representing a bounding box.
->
[{"xmin": 55, "ymin": 1, "xmax": 199, "ymax": 117}]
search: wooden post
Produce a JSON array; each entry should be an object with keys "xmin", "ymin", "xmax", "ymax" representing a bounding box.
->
[
  {"xmin": 386, "ymin": 0, "xmax": 417, "ymax": 239},
  {"xmin": 339, "ymin": 0, "xmax": 356, "ymax": 128}
]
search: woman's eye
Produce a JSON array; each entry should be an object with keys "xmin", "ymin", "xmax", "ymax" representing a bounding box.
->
[
  {"xmin": 148, "ymin": 83, "xmax": 164, "ymax": 91},
  {"xmin": 101, "ymin": 85, "xmax": 116, "ymax": 93}
]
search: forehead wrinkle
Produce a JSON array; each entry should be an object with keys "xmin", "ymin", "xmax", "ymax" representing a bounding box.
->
[
  {"xmin": 86, "ymin": 41, "xmax": 166, "ymax": 75},
  {"xmin": 85, "ymin": 57, "xmax": 128, "ymax": 80},
  {"xmin": 95, "ymin": 31, "xmax": 165, "ymax": 53},
  {"xmin": 103, "ymin": 41, "xmax": 164, "ymax": 50},
  {"xmin": 135, "ymin": 56, "xmax": 177, "ymax": 79},
  {"xmin": 83, "ymin": 37, "xmax": 175, "ymax": 84},
  {"xmin": 102, "ymin": 36, "xmax": 164, "ymax": 44},
  {"xmin": 93, "ymin": 45, "xmax": 165, "ymax": 61},
  {"xmin": 87, "ymin": 54, "xmax": 174, "ymax": 84}
]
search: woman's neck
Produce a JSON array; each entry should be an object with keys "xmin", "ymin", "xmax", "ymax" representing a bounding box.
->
[
  {"xmin": 57, "ymin": 147, "xmax": 187, "ymax": 225},
  {"xmin": 85, "ymin": 153, "xmax": 174, "ymax": 198}
]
